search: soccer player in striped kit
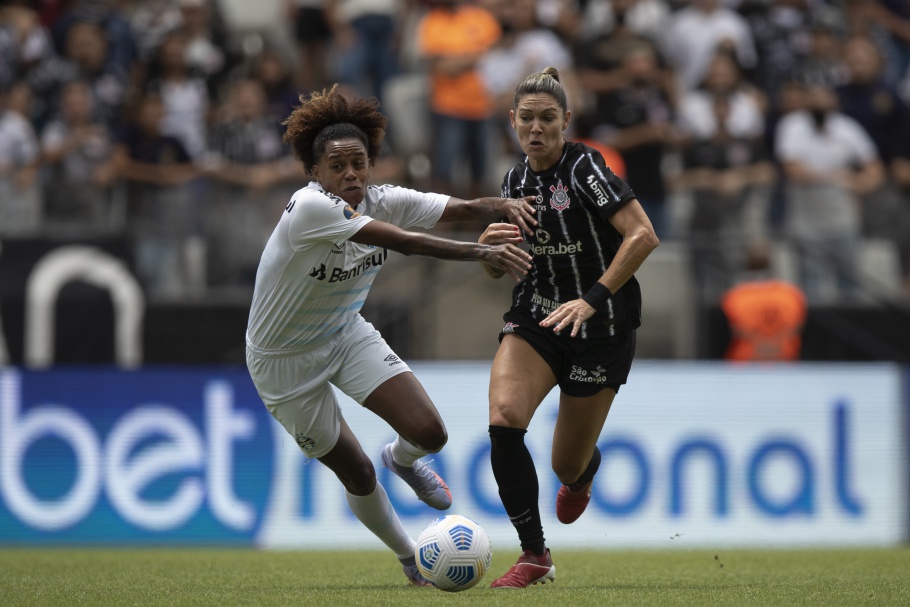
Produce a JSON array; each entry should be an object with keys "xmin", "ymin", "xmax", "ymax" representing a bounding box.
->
[
  {"xmin": 245, "ymin": 85, "xmax": 535, "ymax": 585},
  {"xmin": 480, "ymin": 68, "xmax": 660, "ymax": 588}
]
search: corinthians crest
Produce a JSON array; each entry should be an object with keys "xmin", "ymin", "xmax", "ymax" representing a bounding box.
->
[{"xmin": 549, "ymin": 180, "xmax": 570, "ymax": 211}]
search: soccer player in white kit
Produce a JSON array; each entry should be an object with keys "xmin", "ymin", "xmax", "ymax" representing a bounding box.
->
[{"xmin": 245, "ymin": 86, "xmax": 536, "ymax": 585}]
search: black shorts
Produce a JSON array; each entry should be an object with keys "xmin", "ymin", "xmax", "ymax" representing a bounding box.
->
[{"xmin": 499, "ymin": 310, "xmax": 637, "ymax": 397}]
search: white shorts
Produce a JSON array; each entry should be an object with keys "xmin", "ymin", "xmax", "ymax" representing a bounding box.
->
[{"xmin": 246, "ymin": 315, "xmax": 411, "ymax": 459}]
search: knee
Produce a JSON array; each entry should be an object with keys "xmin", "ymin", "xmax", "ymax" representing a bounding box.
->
[
  {"xmin": 408, "ymin": 421, "xmax": 448, "ymax": 454},
  {"xmin": 489, "ymin": 398, "xmax": 529, "ymax": 429},
  {"xmin": 337, "ymin": 455, "xmax": 377, "ymax": 495},
  {"xmin": 552, "ymin": 458, "xmax": 586, "ymax": 486}
]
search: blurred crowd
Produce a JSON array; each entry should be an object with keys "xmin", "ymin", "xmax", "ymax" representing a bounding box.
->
[{"xmin": 1, "ymin": 0, "xmax": 910, "ymax": 305}]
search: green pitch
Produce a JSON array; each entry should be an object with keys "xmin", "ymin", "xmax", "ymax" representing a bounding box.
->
[{"xmin": 1, "ymin": 548, "xmax": 908, "ymax": 606}]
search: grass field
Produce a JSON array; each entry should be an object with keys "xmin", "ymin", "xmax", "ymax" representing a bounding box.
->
[{"xmin": 1, "ymin": 547, "xmax": 908, "ymax": 606}]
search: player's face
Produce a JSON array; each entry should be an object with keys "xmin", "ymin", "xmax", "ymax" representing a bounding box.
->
[
  {"xmin": 312, "ymin": 138, "xmax": 371, "ymax": 207},
  {"xmin": 511, "ymin": 94, "xmax": 570, "ymax": 172}
]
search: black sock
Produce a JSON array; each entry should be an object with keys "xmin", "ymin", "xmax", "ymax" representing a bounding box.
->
[
  {"xmin": 569, "ymin": 446, "xmax": 602, "ymax": 490},
  {"xmin": 489, "ymin": 424, "xmax": 546, "ymax": 555}
]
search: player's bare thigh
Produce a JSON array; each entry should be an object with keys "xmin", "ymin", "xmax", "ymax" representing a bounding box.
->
[
  {"xmin": 489, "ymin": 334, "xmax": 557, "ymax": 429},
  {"xmin": 363, "ymin": 371, "xmax": 447, "ymax": 453}
]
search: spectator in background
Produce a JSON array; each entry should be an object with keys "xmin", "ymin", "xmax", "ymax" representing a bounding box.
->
[
  {"xmin": 837, "ymin": 35, "xmax": 907, "ymax": 165},
  {"xmin": 418, "ymin": 0, "xmax": 500, "ymax": 200},
  {"xmin": 677, "ymin": 50, "xmax": 766, "ymax": 142},
  {"xmin": 842, "ymin": 0, "xmax": 910, "ymax": 88},
  {"xmin": 285, "ymin": 0, "xmax": 332, "ymax": 92},
  {"xmin": 774, "ymin": 81, "xmax": 885, "ymax": 303},
  {"xmin": 112, "ymin": 91, "xmax": 200, "ymax": 298},
  {"xmin": 28, "ymin": 19, "xmax": 129, "ymax": 129},
  {"xmin": 661, "ymin": 0, "xmax": 757, "ymax": 94},
  {"xmin": 34, "ymin": 0, "xmax": 74, "ymax": 31},
  {"xmin": 534, "ymin": 0, "xmax": 580, "ymax": 43},
  {"xmin": 890, "ymin": 117, "xmax": 910, "ymax": 297},
  {"xmin": 836, "ymin": 35, "xmax": 909, "ymax": 264},
  {"xmin": 178, "ymin": 0, "xmax": 230, "ymax": 88},
  {"xmin": 673, "ymin": 90, "xmax": 775, "ymax": 301},
  {"xmin": 720, "ymin": 239, "xmax": 806, "ymax": 362},
  {"xmin": 763, "ymin": 76, "xmax": 806, "ymax": 231},
  {"xmin": 51, "ymin": 0, "xmax": 136, "ymax": 75},
  {"xmin": 738, "ymin": 0, "xmax": 812, "ymax": 101},
  {"xmin": 123, "ymin": 0, "xmax": 182, "ymax": 64},
  {"xmin": 789, "ymin": 10, "xmax": 848, "ymax": 88},
  {"xmin": 481, "ymin": 0, "xmax": 575, "ymax": 157},
  {"xmin": 204, "ymin": 77, "xmax": 300, "ymax": 287},
  {"xmin": 572, "ymin": 111, "xmax": 627, "ymax": 180},
  {"xmin": 574, "ymin": 0, "xmax": 671, "ymax": 101},
  {"xmin": 0, "ymin": 79, "xmax": 41, "ymax": 236},
  {"xmin": 326, "ymin": 0, "xmax": 401, "ymax": 104},
  {"xmin": 40, "ymin": 78, "xmax": 117, "ymax": 235},
  {"xmin": 589, "ymin": 45, "xmax": 678, "ymax": 238},
  {"xmin": 144, "ymin": 29, "xmax": 210, "ymax": 160},
  {"xmin": 5, "ymin": 77, "xmax": 32, "ymax": 119},
  {"xmin": 574, "ymin": 0, "xmax": 670, "ymax": 48},
  {"xmin": 249, "ymin": 48, "xmax": 300, "ymax": 128},
  {"xmin": 0, "ymin": 0, "xmax": 56, "ymax": 90}
]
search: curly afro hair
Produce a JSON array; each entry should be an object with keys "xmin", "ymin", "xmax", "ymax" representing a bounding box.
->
[{"xmin": 282, "ymin": 84, "xmax": 388, "ymax": 173}]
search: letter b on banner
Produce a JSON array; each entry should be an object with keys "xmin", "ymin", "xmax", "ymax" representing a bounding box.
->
[{"xmin": 0, "ymin": 372, "xmax": 102, "ymax": 530}]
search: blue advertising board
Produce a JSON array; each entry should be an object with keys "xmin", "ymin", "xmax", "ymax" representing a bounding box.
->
[
  {"xmin": 0, "ymin": 363, "xmax": 906, "ymax": 548},
  {"xmin": 0, "ymin": 368, "xmax": 271, "ymax": 543}
]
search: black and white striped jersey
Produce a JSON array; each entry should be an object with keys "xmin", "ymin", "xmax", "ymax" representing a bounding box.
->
[{"xmin": 501, "ymin": 140, "xmax": 642, "ymax": 339}]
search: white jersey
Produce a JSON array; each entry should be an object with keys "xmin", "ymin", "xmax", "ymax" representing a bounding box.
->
[{"xmin": 246, "ymin": 182, "xmax": 448, "ymax": 351}]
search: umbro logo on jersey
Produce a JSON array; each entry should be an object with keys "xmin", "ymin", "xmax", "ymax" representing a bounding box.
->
[
  {"xmin": 331, "ymin": 243, "xmax": 345, "ymax": 254},
  {"xmin": 384, "ymin": 354, "xmax": 402, "ymax": 366}
]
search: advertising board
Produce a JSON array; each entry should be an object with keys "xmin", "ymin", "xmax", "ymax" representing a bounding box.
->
[{"xmin": 0, "ymin": 363, "xmax": 904, "ymax": 548}]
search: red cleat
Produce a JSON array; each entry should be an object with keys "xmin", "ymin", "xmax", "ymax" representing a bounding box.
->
[
  {"xmin": 556, "ymin": 480, "xmax": 592, "ymax": 524},
  {"xmin": 490, "ymin": 548, "xmax": 556, "ymax": 588}
]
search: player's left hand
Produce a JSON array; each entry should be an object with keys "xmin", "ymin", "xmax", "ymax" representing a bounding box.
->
[
  {"xmin": 540, "ymin": 299, "xmax": 596, "ymax": 337},
  {"xmin": 499, "ymin": 196, "xmax": 538, "ymax": 235}
]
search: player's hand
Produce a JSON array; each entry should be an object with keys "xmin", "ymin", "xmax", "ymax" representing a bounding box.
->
[
  {"xmin": 478, "ymin": 223, "xmax": 521, "ymax": 279},
  {"xmin": 499, "ymin": 196, "xmax": 537, "ymax": 235},
  {"xmin": 539, "ymin": 299, "xmax": 596, "ymax": 337},
  {"xmin": 479, "ymin": 222, "xmax": 523, "ymax": 246},
  {"xmin": 481, "ymin": 243, "xmax": 532, "ymax": 283}
]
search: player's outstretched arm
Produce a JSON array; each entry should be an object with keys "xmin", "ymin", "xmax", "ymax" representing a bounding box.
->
[
  {"xmin": 349, "ymin": 219, "xmax": 532, "ymax": 282},
  {"xmin": 439, "ymin": 196, "xmax": 538, "ymax": 234}
]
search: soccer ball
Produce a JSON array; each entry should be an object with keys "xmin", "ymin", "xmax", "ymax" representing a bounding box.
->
[{"xmin": 414, "ymin": 514, "xmax": 493, "ymax": 592}]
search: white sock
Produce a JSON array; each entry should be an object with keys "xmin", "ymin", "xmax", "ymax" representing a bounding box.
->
[
  {"xmin": 345, "ymin": 482, "xmax": 415, "ymax": 560},
  {"xmin": 390, "ymin": 436, "xmax": 427, "ymax": 468}
]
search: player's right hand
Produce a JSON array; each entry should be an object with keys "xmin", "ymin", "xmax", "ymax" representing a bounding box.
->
[
  {"xmin": 499, "ymin": 196, "xmax": 537, "ymax": 234},
  {"xmin": 481, "ymin": 243, "xmax": 532, "ymax": 283}
]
